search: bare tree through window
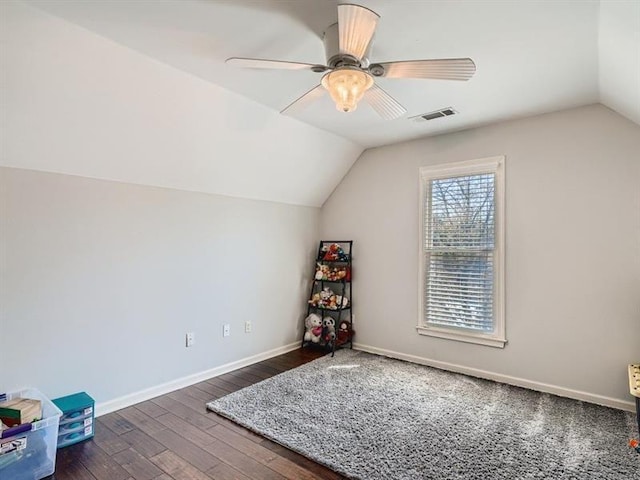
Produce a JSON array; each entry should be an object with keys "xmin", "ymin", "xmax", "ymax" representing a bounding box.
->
[{"xmin": 425, "ymin": 174, "xmax": 495, "ymax": 331}]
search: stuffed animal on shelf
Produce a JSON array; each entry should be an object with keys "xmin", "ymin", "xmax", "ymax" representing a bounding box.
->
[
  {"xmin": 308, "ymin": 293, "xmax": 321, "ymax": 306},
  {"xmin": 310, "ymin": 314, "xmax": 323, "ymax": 343},
  {"xmin": 323, "ymin": 317, "xmax": 336, "ymax": 343},
  {"xmin": 329, "ymin": 295, "xmax": 337, "ymax": 309},
  {"xmin": 310, "ymin": 287, "xmax": 333, "ymax": 308},
  {"xmin": 321, "ymin": 243, "xmax": 349, "ymax": 262},
  {"xmin": 309, "ymin": 287, "xmax": 348, "ymax": 310},
  {"xmin": 315, "ymin": 263, "xmax": 330, "ymax": 280},
  {"xmin": 315, "ymin": 264, "xmax": 347, "ymax": 281},
  {"xmin": 335, "ymin": 295, "xmax": 349, "ymax": 309},
  {"xmin": 337, "ymin": 320, "xmax": 354, "ymax": 345},
  {"xmin": 319, "ymin": 287, "xmax": 334, "ymax": 301},
  {"xmin": 304, "ymin": 313, "xmax": 323, "ymax": 343},
  {"xmin": 332, "ymin": 267, "xmax": 347, "ymax": 281}
]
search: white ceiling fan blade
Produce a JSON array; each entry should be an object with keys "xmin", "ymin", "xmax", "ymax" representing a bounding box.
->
[
  {"xmin": 364, "ymin": 84, "xmax": 406, "ymax": 120},
  {"xmin": 226, "ymin": 57, "xmax": 328, "ymax": 72},
  {"xmin": 281, "ymin": 85, "xmax": 326, "ymax": 116},
  {"xmin": 338, "ymin": 4, "xmax": 379, "ymax": 60},
  {"xmin": 373, "ymin": 58, "xmax": 476, "ymax": 80}
]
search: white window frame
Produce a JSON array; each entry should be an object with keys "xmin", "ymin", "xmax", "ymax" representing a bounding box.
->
[{"xmin": 417, "ymin": 156, "xmax": 506, "ymax": 348}]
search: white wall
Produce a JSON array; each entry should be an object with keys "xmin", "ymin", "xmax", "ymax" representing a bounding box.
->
[
  {"xmin": 0, "ymin": 167, "xmax": 318, "ymax": 407},
  {"xmin": 321, "ymin": 104, "xmax": 640, "ymax": 408},
  {"xmin": 598, "ymin": 0, "xmax": 640, "ymax": 126}
]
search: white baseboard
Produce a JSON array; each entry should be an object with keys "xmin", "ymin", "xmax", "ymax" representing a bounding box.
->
[
  {"xmin": 353, "ymin": 343, "xmax": 635, "ymax": 412},
  {"xmin": 95, "ymin": 341, "xmax": 301, "ymax": 417}
]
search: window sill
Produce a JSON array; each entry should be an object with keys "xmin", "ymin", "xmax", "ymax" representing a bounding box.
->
[{"xmin": 416, "ymin": 325, "xmax": 507, "ymax": 348}]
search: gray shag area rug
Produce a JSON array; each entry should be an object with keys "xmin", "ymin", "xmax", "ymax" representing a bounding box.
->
[{"xmin": 207, "ymin": 350, "xmax": 639, "ymax": 480}]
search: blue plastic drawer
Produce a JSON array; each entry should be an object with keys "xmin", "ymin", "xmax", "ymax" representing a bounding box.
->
[{"xmin": 51, "ymin": 392, "xmax": 94, "ymax": 449}]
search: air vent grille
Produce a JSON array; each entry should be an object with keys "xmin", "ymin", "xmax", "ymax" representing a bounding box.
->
[
  {"xmin": 423, "ymin": 112, "xmax": 445, "ymax": 121},
  {"xmin": 411, "ymin": 107, "xmax": 458, "ymax": 122}
]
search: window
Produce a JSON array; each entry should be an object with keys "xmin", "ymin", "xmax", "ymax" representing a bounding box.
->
[{"xmin": 417, "ymin": 156, "xmax": 505, "ymax": 348}]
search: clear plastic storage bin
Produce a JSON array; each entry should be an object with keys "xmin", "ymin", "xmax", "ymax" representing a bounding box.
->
[{"xmin": 0, "ymin": 388, "xmax": 62, "ymax": 480}]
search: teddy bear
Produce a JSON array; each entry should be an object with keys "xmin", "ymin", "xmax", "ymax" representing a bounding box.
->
[
  {"xmin": 323, "ymin": 317, "xmax": 336, "ymax": 343},
  {"xmin": 304, "ymin": 313, "xmax": 323, "ymax": 343},
  {"xmin": 337, "ymin": 320, "xmax": 353, "ymax": 345}
]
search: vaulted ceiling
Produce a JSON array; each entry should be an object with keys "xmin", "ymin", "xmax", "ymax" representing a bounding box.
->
[
  {"xmin": 21, "ymin": 0, "xmax": 640, "ymax": 147},
  {"xmin": 1, "ymin": 1, "xmax": 638, "ymax": 207}
]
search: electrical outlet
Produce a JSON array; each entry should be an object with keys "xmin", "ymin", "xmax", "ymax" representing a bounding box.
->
[
  {"xmin": 244, "ymin": 321, "xmax": 252, "ymax": 333},
  {"xmin": 186, "ymin": 332, "xmax": 195, "ymax": 347},
  {"xmin": 223, "ymin": 324, "xmax": 230, "ymax": 337}
]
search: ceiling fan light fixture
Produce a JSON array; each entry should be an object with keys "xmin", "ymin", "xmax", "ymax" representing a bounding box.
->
[{"xmin": 321, "ymin": 67, "xmax": 374, "ymax": 113}]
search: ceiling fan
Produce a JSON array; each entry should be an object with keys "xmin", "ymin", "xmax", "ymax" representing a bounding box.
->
[{"xmin": 226, "ymin": 3, "xmax": 476, "ymax": 120}]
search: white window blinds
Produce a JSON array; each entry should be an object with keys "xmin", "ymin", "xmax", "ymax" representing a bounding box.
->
[{"xmin": 424, "ymin": 173, "xmax": 495, "ymax": 332}]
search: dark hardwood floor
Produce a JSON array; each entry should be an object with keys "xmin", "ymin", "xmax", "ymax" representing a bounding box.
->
[{"xmin": 50, "ymin": 348, "xmax": 345, "ymax": 480}]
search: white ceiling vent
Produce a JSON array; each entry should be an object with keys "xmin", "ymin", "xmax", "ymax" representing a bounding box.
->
[{"xmin": 411, "ymin": 108, "xmax": 458, "ymax": 122}]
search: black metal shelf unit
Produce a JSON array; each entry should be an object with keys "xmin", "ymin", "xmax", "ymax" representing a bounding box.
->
[{"xmin": 302, "ymin": 241, "xmax": 354, "ymax": 356}]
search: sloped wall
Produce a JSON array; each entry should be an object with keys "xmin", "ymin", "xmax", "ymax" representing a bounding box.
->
[
  {"xmin": 0, "ymin": 0, "xmax": 362, "ymax": 207},
  {"xmin": 321, "ymin": 105, "xmax": 640, "ymax": 407}
]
